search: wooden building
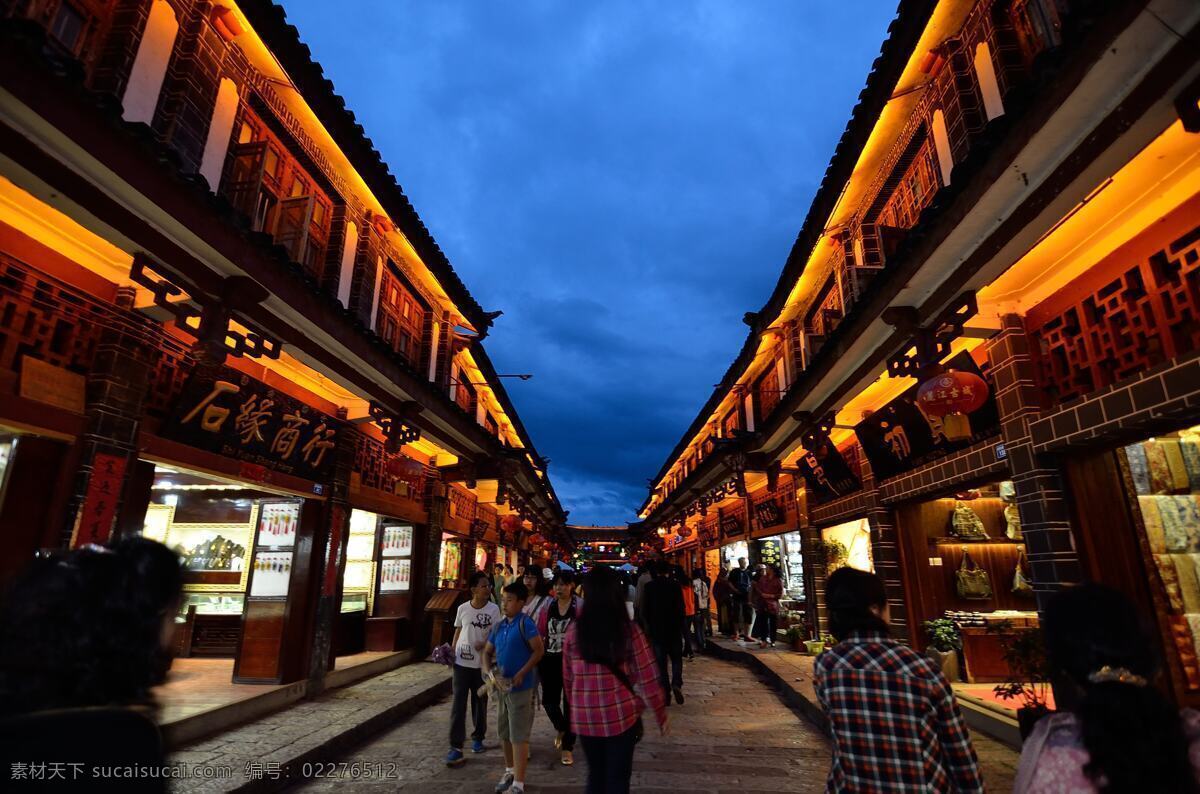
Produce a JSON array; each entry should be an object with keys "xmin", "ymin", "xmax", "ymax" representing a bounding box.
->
[
  {"xmin": 0, "ymin": 0, "xmax": 565, "ymax": 689},
  {"xmin": 637, "ymin": 0, "xmax": 1200, "ymax": 708}
]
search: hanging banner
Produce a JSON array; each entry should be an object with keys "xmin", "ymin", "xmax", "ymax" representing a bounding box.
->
[
  {"xmin": 754, "ymin": 498, "xmax": 784, "ymax": 529},
  {"xmin": 854, "ymin": 352, "xmax": 1000, "ymax": 480},
  {"xmin": 161, "ymin": 367, "xmax": 341, "ymax": 482},
  {"xmin": 74, "ymin": 452, "xmax": 128, "ymax": 547},
  {"xmin": 797, "ymin": 437, "xmax": 861, "ymax": 505}
]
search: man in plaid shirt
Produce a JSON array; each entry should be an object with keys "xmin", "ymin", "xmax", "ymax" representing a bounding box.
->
[{"xmin": 814, "ymin": 568, "xmax": 983, "ymax": 793}]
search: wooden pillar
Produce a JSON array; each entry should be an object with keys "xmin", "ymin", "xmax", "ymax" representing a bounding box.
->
[
  {"xmin": 986, "ymin": 313, "xmax": 1083, "ymax": 609},
  {"xmin": 309, "ymin": 418, "xmax": 355, "ymax": 693}
]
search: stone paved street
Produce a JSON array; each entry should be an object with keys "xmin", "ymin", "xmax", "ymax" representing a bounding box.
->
[{"xmin": 290, "ymin": 656, "xmax": 831, "ymax": 793}]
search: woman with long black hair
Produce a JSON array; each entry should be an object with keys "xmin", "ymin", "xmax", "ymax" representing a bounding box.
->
[
  {"xmin": 1015, "ymin": 583, "xmax": 1200, "ymax": 793},
  {"xmin": 563, "ymin": 565, "xmax": 668, "ymax": 793}
]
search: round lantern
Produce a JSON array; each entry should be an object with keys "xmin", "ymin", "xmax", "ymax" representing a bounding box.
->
[{"xmin": 916, "ymin": 369, "xmax": 989, "ymax": 441}]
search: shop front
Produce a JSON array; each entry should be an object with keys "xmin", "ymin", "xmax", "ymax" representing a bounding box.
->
[
  {"xmin": 893, "ymin": 474, "xmax": 1038, "ymax": 692},
  {"xmin": 140, "ymin": 463, "xmax": 306, "ymax": 664}
]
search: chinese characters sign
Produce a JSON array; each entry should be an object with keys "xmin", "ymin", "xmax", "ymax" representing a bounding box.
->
[
  {"xmin": 797, "ymin": 438, "xmax": 861, "ymax": 505},
  {"xmin": 854, "ymin": 352, "xmax": 1000, "ymax": 481},
  {"xmin": 162, "ymin": 369, "xmax": 340, "ymax": 482},
  {"xmin": 74, "ymin": 452, "xmax": 128, "ymax": 547}
]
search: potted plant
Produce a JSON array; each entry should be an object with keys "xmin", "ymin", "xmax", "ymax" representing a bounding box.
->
[
  {"xmin": 989, "ymin": 621, "xmax": 1052, "ymax": 738},
  {"xmin": 816, "ymin": 539, "xmax": 848, "ymax": 575},
  {"xmin": 923, "ymin": 618, "xmax": 962, "ymax": 682},
  {"xmin": 785, "ymin": 625, "xmax": 806, "ymax": 652}
]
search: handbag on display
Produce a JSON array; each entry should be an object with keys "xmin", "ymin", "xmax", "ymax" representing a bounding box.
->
[
  {"xmin": 956, "ymin": 551, "xmax": 993, "ymax": 600},
  {"xmin": 1013, "ymin": 549, "xmax": 1034, "ymax": 596},
  {"xmin": 950, "ymin": 502, "xmax": 989, "ymax": 540},
  {"xmin": 1005, "ymin": 503, "xmax": 1023, "ymax": 540}
]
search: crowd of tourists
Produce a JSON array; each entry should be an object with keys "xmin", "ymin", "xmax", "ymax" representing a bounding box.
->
[{"xmin": 2, "ymin": 539, "xmax": 1200, "ymax": 793}]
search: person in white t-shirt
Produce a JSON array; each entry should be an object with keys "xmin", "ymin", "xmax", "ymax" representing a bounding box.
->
[{"xmin": 446, "ymin": 571, "xmax": 501, "ymax": 767}]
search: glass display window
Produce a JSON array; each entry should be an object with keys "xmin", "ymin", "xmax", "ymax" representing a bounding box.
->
[
  {"xmin": 720, "ymin": 540, "xmax": 749, "ymax": 570},
  {"xmin": 179, "ymin": 592, "xmax": 245, "ymax": 616},
  {"xmin": 439, "ymin": 537, "xmax": 463, "ymax": 586},
  {"xmin": 822, "ymin": 518, "xmax": 873, "ymax": 573},
  {"xmin": 341, "ymin": 593, "xmax": 368, "ymax": 613},
  {"xmin": 1125, "ymin": 425, "xmax": 1200, "ymax": 690},
  {"xmin": 781, "ymin": 531, "xmax": 806, "ymax": 600}
]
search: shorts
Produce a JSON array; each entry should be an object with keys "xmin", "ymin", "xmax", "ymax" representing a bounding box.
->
[{"xmin": 497, "ymin": 687, "xmax": 534, "ymax": 743}]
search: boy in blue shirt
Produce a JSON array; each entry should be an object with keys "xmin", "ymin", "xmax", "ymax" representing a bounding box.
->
[{"xmin": 483, "ymin": 581, "xmax": 544, "ymax": 794}]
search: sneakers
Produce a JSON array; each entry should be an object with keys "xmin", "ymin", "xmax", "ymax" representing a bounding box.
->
[
  {"xmin": 445, "ymin": 748, "xmax": 465, "ymax": 767},
  {"xmin": 673, "ymin": 686, "xmax": 685, "ymax": 705},
  {"xmin": 495, "ymin": 771, "xmax": 515, "ymax": 792},
  {"xmin": 561, "ymin": 750, "xmax": 574, "ymax": 766},
  {"xmin": 472, "ymin": 739, "xmax": 485, "ymax": 753}
]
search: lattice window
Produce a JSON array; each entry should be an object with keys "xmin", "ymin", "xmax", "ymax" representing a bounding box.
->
[
  {"xmin": 877, "ymin": 137, "xmax": 941, "ymax": 231},
  {"xmin": 1028, "ymin": 222, "xmax": 1200, "ymax": 406},
  {"xmin": 0, "ymin": 252, "xmax": 193, "ymax": 413},
  {"xmin": 377, "ymin": 263, "xmax": 426, "ymax": 367},
  {"xmin": 350, "ymin": 430, "xmax": 428, "ymax": 502},
  {"xmin": 223, "ymin": 106, "xmax": 333, "ymax": 279},
  {"xmin": 448, "ymin": 486, "xmax": 477, "ymax": 522}
]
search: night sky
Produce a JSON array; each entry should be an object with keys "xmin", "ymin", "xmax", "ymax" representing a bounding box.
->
[{"xmin": 282, "ymin": 2, "xmax": 899, "ymax": 525}]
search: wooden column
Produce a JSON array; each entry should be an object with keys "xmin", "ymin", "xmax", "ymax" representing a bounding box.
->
[{"xmin": 309, "ymin": 419, "xmax": 355, "ymax": 693}]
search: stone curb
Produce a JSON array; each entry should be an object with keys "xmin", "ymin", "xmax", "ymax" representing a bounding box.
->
[
  {"xmin": 177, "ymin": 666, "xmax": 452, "ymax": 794},
  {"xmin": 704, "ymin": 640, "xmax": 829, "ymax": 735}
]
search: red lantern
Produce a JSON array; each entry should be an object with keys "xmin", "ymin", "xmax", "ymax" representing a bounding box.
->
[
  {"xmin": 916, "ymin": 370, "xmax": 988, "ymax": 417},
  {"xmin": 917, "ymin": 369, "xmax": 989, "ymax": 442}
]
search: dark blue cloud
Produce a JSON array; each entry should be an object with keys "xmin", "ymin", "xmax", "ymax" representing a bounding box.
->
[{"xmin": 282, "ymin": 1, "xmax": 898, "ymax": 524}]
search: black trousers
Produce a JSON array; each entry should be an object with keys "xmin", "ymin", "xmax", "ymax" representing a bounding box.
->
[
  {"xmin": 449, "ymin": 664, "xmax": 487, "ymax": 749},
  {"xmin": 579, "ymin": 723, "xmax": 639, "ymax": 793},
  {"xmin": 539, "ymin": 653, "xmax": 575, "ymax": 751},
  {"xmin": 652, "ymin": 637, "xmax": 683, "ymax": 693}
]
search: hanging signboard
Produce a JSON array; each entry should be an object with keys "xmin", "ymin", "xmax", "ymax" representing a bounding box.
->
[
  {"xmin": 854, "ymin": 352, "xmax": 1000, "ymax": 481},
  {"xmin": 754, "ymin": 498, "xmax": 783, "ymax": 529},
  {"xmin": 161, "ymin": 367, "xmax": 340, "ymax": 482},
  {"xmin": 796, "ymin": 437, "xmax": 860, "ymax": 505},
  {"xmin": 719, "ymin": 514, "xmax": 741, "ymax": 538}
]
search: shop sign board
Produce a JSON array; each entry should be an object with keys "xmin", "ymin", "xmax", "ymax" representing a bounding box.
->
[
  {"xmin": 19, "ymin": 355, "xmax": 85, "ymax": 414},
  {"xmin": 854, "ymin": 352, "xmax": 1000, "ymax": 481},
  {"xmin": 754, "ymin": 498, "xmax": 784, "ymax": 529},
  {"xmin": 162, "ymin": 368, "xmax": 341, "ymax": 482},
  {"xmin": 719, "ymin": 508, "xmax": 746, "ymax": 538},
  {"xmin": 797, "ymin": 439, "xmax": 860, "ymax": 505}
]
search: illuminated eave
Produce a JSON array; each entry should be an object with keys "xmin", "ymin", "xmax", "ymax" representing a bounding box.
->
[{"xmin": 218, "ymin": 0, "xmax": 476, "ymax": 332}]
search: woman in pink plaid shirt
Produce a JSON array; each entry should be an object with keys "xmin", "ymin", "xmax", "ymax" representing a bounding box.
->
[{"xmin": 563, "ymin": 565, "xmax": 669, "ymax": 793}]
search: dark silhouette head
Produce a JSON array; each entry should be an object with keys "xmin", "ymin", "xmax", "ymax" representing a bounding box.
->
[
  {"xmin": 0, "ymin": 537, "xmax": 183, "ymax": 717},
  {"xmin": 1043, "ymin": 583, "xmax": 1197, "ymax": 793},
  {"xmin": 825, "ymin": 567, "xmax": 888, "ymax": 642}
]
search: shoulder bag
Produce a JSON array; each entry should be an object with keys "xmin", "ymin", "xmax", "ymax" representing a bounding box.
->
[
  {"xmin": 956, "ymin": 550, "xmax": 993, "ymax": 600},
  {"xmin": 950, "ymin": 502, "xmax": 989, "ymax": 539},
  {"xmin": 1013, "ymin": 548, "xmax": 1034, "ymax": 596}
]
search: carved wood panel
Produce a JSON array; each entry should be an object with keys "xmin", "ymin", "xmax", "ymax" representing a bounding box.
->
[{"xmin": 1028, "ymin": 221, "xmax": 1200, "ymax": 406}]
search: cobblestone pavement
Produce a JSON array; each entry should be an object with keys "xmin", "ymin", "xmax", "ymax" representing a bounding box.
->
[
  {"xmin": 290, "ymin": 655, "xmax": 831, "ymax": 793},
  {"xmin": 708, "ymin": 638, "xmax": 1019, "ymax": 791}
]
